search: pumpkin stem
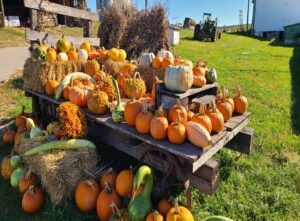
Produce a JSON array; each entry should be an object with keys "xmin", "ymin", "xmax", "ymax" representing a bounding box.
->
[
  {"xmin": 86, "ymin": 179, "xmax": 96, "ymax": 191},
  {"xmin": 29, "ymin": 185, "xmax": 35, "ymax": 195},
  {"xmin": 21, "ymin": 105, "xmax": 25, "ymax": 115},
  {"xmin": 104, "ymin": 182, "xmax": 113, "ymax": 194},
  {"xmin": 154, "ymin": 210, "xmax": 159, "ymax": 221},
  {"xmin": 156, "ymin": 105, "xmax": 164, "ymax": 117},
  {"xmin": 142, "ymin": 104, "xmax": 148, "ymax": 114},
  {"xmin": 173, "ymin": 198, "xmax": 181, "ymax": 214},
  {"xmin": 199, "ymin": 103, "xmax": 206, "ymax": 115},
  {"xmin": 25, "ymin": 169, "xmax": 32, "ymax": 180},
  {"xmin": 211, "ymin": 101, "xmax": 217, "ymax": 113},
  {"xmin": 111, "ymin": 202, "xmax": 122, "ymax": 218},
  {"xmin": 222, "ymin": 87, "xmax": 226, "ymax": 103},
  {"xmin": 237, "ymin": 86, "xmax": 242, "ymax": 97}
]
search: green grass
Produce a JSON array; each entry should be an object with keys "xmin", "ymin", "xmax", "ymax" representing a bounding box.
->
[{"xmin": 0, "ymin": 30, "xmax": 300, "ymax": 221}]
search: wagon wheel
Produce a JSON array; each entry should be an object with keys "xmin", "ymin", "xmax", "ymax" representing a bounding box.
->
[{"xmin": 138, "ymin": 147, "xmax": 191, "ymax": 209}]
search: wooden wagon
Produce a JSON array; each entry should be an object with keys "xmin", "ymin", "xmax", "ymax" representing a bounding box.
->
[{"xmin": 25, "ymin": 82, "xmax": 253, "ymax": 207}]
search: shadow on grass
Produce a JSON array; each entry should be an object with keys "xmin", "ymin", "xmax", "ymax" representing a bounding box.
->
[{"xmin": 290, "ymin": 46, "xmax": 300, "ymax": 134}]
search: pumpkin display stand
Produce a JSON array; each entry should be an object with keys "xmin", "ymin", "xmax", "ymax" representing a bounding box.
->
[
  {"xmin": 14, "ymin": 138, "xmax": 98, "ymax": 204},
  {"xmin": 25, "ymin": 89, "xmax": 254, "ymax": 200}
]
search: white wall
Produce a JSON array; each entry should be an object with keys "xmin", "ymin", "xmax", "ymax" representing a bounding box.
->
[{"xmin": 254, "ymin": 0, "xmax": 300, "ymax": 32}]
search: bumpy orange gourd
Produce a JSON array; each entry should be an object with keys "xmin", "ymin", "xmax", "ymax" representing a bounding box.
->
[
  {"xmin": 217, "ymin": 89, "xmax": 233, "ymax": 122},
  {"xmin": 150, "ymin": 105, "xmax": 169, "ymax": 140},
  {"xmin": 3, "ymin": 129, "xmax": 16, "ymax": 144},
  {"xmin": 87, "ymin": 90, "xmax": 109, "ymax": 114},
  {"xmin": 85, "ymin": 60, "xmax": 100, "ymax": 76},
  {"xmin": 75, "ymin": 179, "xmax": 100, "ymax": 212},
  {"xmin": 22, "ymin": 186, "xmax": 44, "ymax": 214},
  {"xmin": 233, "ymin": 87, "xmax": 248, "ymax": 114},
  {"xmin": 192, "ymin": 60, "xmax": 207, "ymax": 77},
  {"xmin": 168, "ymin": 100, "xmax": 188, "ymax": 124},
  {"xmin": 69, "ymin": 83, "xmax": 94, "ymax": 107},
  {"xmin": 191, "ymin": 103, "xmax": 212, "ymax": 133},
  {"xmin": 167, "ymin": 120, "xmax": 186, "ymax": 145},
  {"xmin": 116, "ymin": 169, "xmax": 134, "ymax": 197},
  {"xmin": 97, "ymin": 47, "xmax": 109, "ymax": 59},
  {"xmin": 193, "ymin": 75, "xmax": 206, "ymax": 87},
  {"xmin": 158, "ymin": 199, "xmax": 173, "ymax": 218},
  {"xmin": 97, "ymin": 183, "xmax": 121, "ymax": 221},
  {"xmin": 206, "ymin": 101, "xmax": 224, "ymax": 133},
  {"xmin": 95, "ymin": 65, "xmax": 107, "ymax": 82},
  {"xmin": 152, "ymin": 56, "xmax": 163, "ymax": 69},
  {"xmin": 121, "ymin": 62, "xmax": 137, "ymax": 76},
  {"xmin": 100, "ymin": 168, "xmax": 117, "ymax": 190},
  {"xmin": 124, "ymin": 99, "xmax": 143, "ymax": 126},
  {"xmin": 124, "ymin": 72, "xmax": 146, "ymax": 99},
  {"xmin": 18, "ymin": 171, "xmax": 38, "ymax": 193},
  {"xmin": 135, "ymin": 105, "xmax": 153, "ymax": 134},
  {"xmin": 1, "ymin": 156, "xmax": 15, "ymax": 180},
  {"xmin": 166, "ymin": 201, "xmax": 194, "ymax": 221},
  {"xmin": 45, "ymin": 80, "xmax": 59, "ymax": 96},
  {"xmin": 146, "ymin": 211, "xmax": 164, "ymax": 221}
]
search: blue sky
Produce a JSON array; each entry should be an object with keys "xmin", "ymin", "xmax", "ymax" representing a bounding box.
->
[{"xmin": 87, "ymin": 0, "xmax": 253, "ymax": 26}]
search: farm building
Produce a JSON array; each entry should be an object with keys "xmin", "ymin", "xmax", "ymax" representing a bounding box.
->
[
  {"xmin": 96, "ymin": 0, "xmax": 131, "ymax": 9},
  {"xmin": 252, "ymin": 0, "xmax": 300, "ymax": 36}
]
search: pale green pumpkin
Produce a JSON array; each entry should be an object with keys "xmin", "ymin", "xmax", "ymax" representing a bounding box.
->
[
  {"xmin": 138, "ymin": 52, "xmax": 155, "ymax": 67},
  {"xmin": 164, "ymin": 65, "xmax": 193, "ymax": 92}
]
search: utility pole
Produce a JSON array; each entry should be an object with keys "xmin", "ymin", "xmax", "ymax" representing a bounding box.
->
[
  {"xmin": 246, "ymin": 0, "xmax": 250, "ymax": 33},
  {"xmin": 0, "ymin": 0, "xmax": 5, "ymax": 27},
  {"xmin": 145, "ymin": 0, "xmax": 148, "ymax": 15}
]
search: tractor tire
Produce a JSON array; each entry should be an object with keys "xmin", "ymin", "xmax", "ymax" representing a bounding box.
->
[{"xmin": 194, "ymin": 24, "xmax": 200, "ymax": 40}]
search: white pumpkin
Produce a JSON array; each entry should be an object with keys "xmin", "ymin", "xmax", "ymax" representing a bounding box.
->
[
  {"xmin": 78, "ymin": 49, "xmax": 88, "ymax": 61},
  {"xmin": 158, "ymin": 49, "xmax": 174, "ymax": 63},
  {"xmin": 138, "ymin": 52, "xmax": 155, "ymax": 67},
  {"xmin": 164, "ymin": 65, "xmax": 193, "ymax": 92},
  {"xmin": 186, "ymin": 121, "xmax": 212, "ymax": 148},
  {"xmin": 57, "ymin": 52, "xmax": 68, "ymax": 61}
]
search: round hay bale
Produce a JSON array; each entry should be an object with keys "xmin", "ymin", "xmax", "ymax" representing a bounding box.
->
[{"xmin": 136, "ymin": 66, "xmax": 165, "ymax": 92}]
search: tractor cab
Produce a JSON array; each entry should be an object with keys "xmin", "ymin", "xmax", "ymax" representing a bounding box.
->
[{"xmin": 194, "ymin": 13, "xmax": 221, "ymax": 42}]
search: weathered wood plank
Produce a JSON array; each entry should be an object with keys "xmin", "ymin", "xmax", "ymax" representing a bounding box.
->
[
  {"xmin": 193, "ymin": 158, "xmax": 220, "ymax": 182},
  {"xmin": 224, "ymin": 112, "xmax": 251, "ymax": 131},
  {"xmin": 84, "ymin": 20, "xmax": 93, "ymax": 38},
  {"xmin": 25, "ymin": 29, "xmax": 100, "ymax": 46},
  {"xmin": 225, "ymin": 127, "xmax": 254, "ymax": 154},
  {"xmin": 24, "ymin": 0, "xmax": 99, "ymax": 21},
  {"xmin": 192, "ymin": 95, "xmax": 216, "ymax": 107},
  {"xmin": 30, "ymin": 9, "xmax": 38, "ymax": 30},
  {"xmin": 158, "ymin": 83, "xmax": 218, "ymax": 99}
]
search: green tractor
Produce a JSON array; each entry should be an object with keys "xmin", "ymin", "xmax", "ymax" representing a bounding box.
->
[{"xmin": 194, "ymin": 13, "xmax": 221, "ymax": 42}]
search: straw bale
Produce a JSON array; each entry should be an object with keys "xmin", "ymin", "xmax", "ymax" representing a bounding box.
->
[{"xmin": 136, "ymin": 66, "xmax": 165, "ymax": 92}]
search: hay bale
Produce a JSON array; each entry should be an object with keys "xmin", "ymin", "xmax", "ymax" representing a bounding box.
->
[
  {"xmin": 23, "ymin": 58, "xmax": 84, "ymax": 93},
  {"xmin": 136, "ymin": 66, "xmax": 165, "ymax": 92},
  {"xmin": 20, "ymin": 138, "xmax": 98, "ymax": 204},
  {"xmin": 103, "ymin": 59, "xmax": 128, "ymax": 77},
  {"xmin": 99, "ymin": 4, "xmax": 172, "ymax": 59}
]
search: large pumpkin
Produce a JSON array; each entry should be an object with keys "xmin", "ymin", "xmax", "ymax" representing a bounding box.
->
[
  {"xmin": 168, "ymin": 100, "xmax": 188, "ymax": 124},
  {"xmin": 217, "ymin": 90, "xmax": 233, "ymax": 122},
  {"xmin": 135, "ymin": 105, "xmax": 153, "ymax": 134},
  {"xmin": 124, "ymin": 72, "xmax": 146, "ymax": 99},
  {"xmin": 168, "ymin": 120, "xmax": 186, "ymax": 145},
  {"xmin": 18, "ymin": 171, "xmax": 38, "ymax": 193},
  {"xmin": 206, "ymin": 101, "xmax": 224, "ymax": 133},
  {"xmin": 22, "ymin": 186, "xmax": 44, "ymax": 214},
  {"xmin": 150, "ymin": 105, "xmax": 169, "ymax": 140},
  {"xmin": 1, "ymin": 156, "xmax": 15, "ymax": 180},
  {"xmin": 233, "ymin": 87, "xmax": 248, "ymax": 114},
  {"xmin": 138, "ymin": 52, "xmax": 155, "ymax": 67},
  {"xmin": 164, "ymin": 65, "xmax": 193, "ymax": 92},
  {"xmin": 124, "ymin": 99, "xmax": 143, "ymax": 126},
  {"xmin": 75, "ymin": 179, "xmax": 100, "ymax": 212},
  {"xmin": 97, "ymin": 183, "xmax": 121, "ymax": 221},
  {"xmin": 100, "ymin": 168, "xmax": 118, "ymax": 190},
  {"xmin": 116, "ymin": 169, "xmax": 134, "ymax": 197},
  {"xmin": 87, "ymin": 90, "xmax": 109, "ymax": 114},
  {"xmin": 69, "ymin": 84, "xmax": 93, "ymax": 107}
]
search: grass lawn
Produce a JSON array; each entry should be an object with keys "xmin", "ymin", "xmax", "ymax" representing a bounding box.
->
[
  {"xmin": 0, "ymin": 22, "xmax": 100, "ymax": 48},
  {"xmin": 0, "ymin": 30, "xmax": 300, "ymax": 221}
]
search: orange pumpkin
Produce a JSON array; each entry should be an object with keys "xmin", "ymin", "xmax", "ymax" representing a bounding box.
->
[
  {"xmin": 18, "ymin": 171, "xmax": 38, "ymax": 193},
  {"xmin": 97, "ymin": 183, "xmax": 121, "ymax": 221},
  {"xmin": 69, "ymin": 84, "xmax": 93, "ymax": 107},
  {"xmin": 97, "ymin": 47, "xmax": 109, "ymax": 59},
  {"xmin": 121, "ymin": 61, "xmax": 137, "ymax": 76},
  {"xmin": 100, "ymin": 168, "xmax": 117, "ymax": 190},
  {"xmin": 217, "ymin": 89, "xmax": 233, "ymax": 122},
  {"xmin": 16, "ymin": 107, "xmax": 27, "ymax": 128},
  {"xmin": 168, "ymin": 100, "xmax": 188, "ymax": 124},
  {"xmin": 45, "ymin": 80, "xmax": 59, "ymax": 96},
  {"xmin": 88, "ymin": 49, "xmax": 99, "ymax": 60},
  {"xmin": 192, "ymin": 60, "xmax": 207, "ymax": 76},
  {"xmin": 62, "ymin": 85, "xmax": 71, "ymax": 100},
  {"xmin": 75, "ymin": 179, "xmax": 100, "ymax": 212},
  {"xmin": 187, "ymin": 111, "xmax": 194, "ymax": 121},
  {"xmin": 150, "ymin": 105, "xmax": 169, "ymax": 140},
  {"xmin": 135, "ymin": 105, "xmax": 153, "ymax": 134},
  {"xmin": 116, "ymin": 169, "xmax": 134, "ymax": 197},
  {"xmin": 146, "ymin": 211, "xmax": 164, "ymax": 221},
  {"xmin": 224, "ymin": 89, "xmax": 235, "ymax": 110},
  {"xmin": 2, "ymin": 129, "xmax": 16, "ymax": 144},
  {"xmin": 67, "ymin": 43, "xmax": 78, "ymax": 61},
  {"xmin": 124, "ymin": 99, "xmax": 143, "ymax": 126},
  {"xmin": 167, "ymin": 120, "xmax": 186, "ymax": 145},
  {"xmin": 152, "ymin": 56, "xmax": 163, "ymax": 69},
  {"xmin": 87, "ymin": 90, "xmax": 109, "ymax": 114},
  {"xmin": 162, "ymin": 55, "xmax": 173, "ymax": 70},
  {"xmin": 1, "ymin": 156, "xmax": 15, "ymax": 180},
  {"xmin": 158, "ymin": 198, "xmax": 173, "ymax": 218},
  {"xmin": 233, "ymin": 87, "xmax": 248, "ymax": 114},
  {"xmin": 151, "ymin": 76, "xmax": 163, "ymax": 105},
  {"xmin": 206, "ymin": 101, "xmax": 224, "ymax": 133},
  {"xmin": 22, "ymin": 186, "xmax": 44, "ymax": 214},
  {"xmin": 216, "ymin": 86, "xmax": 223, "ymax": 103},
  {"xmin": 94, "ymin": 65, "xmax": 107, "ymax": 82},
  {"xmin": 193, "ymin": 75, "xmax": 206, "ymax": 87},
  {"xmin": 166, "ymin": 201, "xmax": 194, "ymax": 221},
  {"xmin": 191, "ymin": 103, "xmax": 212, "ymax": 133}
]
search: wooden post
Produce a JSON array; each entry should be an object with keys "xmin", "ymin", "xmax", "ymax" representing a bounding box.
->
[
  {"xmin": 0, "ymin": 0, "xmax": 5, "ymax": 27},
  {"xmin": 30, "ymin": 9, "xmax": 38, "ymax": 30},
  {"xmin": 84, "ymin": 20, "xmax": 92, "ymax": 37},
  {"xmin": 246, "ymin": 0, "xmax": 250, "ymax": 34}
]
